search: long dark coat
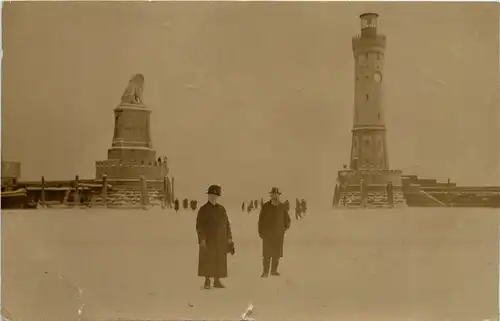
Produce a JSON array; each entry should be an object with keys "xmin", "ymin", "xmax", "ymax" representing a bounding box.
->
[
  {"xmin": 196, "ymin": 202, "xmax": 232, "ymax": 278},
  {"xmin": 258, "ymin": 201, "xmax": 291, "ymax": 258}
]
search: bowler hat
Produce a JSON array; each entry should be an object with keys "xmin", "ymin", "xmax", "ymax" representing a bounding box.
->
[
  {"xmin": 269, "ymin": 187, "xmax": 282, "ymax": 195},
  {"xmin": 207, "ymin": 184, "xmax": 222, "ymax": 196}
]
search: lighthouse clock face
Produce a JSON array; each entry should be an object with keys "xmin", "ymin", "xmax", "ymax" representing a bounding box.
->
[{"xmin": 373, "ymin": 72, "xmax": 382, "ymax": 83}]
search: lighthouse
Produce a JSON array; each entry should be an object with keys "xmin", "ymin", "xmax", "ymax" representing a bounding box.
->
[
  {"xmin": 350, "ymin": 13, "xmax": 388, "ymax": 171},
  {"xmin": 334, "ymin": 13, "xmax": 406, "ymax": 209}
]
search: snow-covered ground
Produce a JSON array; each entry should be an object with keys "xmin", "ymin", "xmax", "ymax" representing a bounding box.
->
[{"xmin": 1, "ymin": 207, "xmax": 499, "ymax": 321}]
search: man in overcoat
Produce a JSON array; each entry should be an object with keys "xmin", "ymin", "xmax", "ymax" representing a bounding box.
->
[
  {"xmin": 196, "ymin": 184, "xmax": 233, "ymax": 289},
  {"xmin": 258, "ymin": 187, "xmax": 291, "ymax": 277}
]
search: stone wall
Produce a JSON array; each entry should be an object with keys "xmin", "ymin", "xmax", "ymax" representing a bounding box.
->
[
  {"xmin": 89, "ymin": 179, "xmax": 169, "ymax": 208},
  {"xmin": 90, "ymin": 188, "xmax": 164, "ymax": 207},
  {"xmin": 338, "ymin": 169, "xmax": 403, "ymax": 186},
  {"xmin": 107, "ymin": 147, "xmax": 156, "ymax": 163},
  {"xmin": 334, "ymin": 185, "xmax": 406, "ymax": 209},
  {"xmin": 95, "ymin": 160, "xmax": 168, "ymax": 180}
]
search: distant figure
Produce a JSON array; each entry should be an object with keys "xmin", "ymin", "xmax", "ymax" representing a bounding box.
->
[
  {"xmin": 300, "ymin": 199, "xmax": 307, "ymax": 215},
  {"xmin": 284, "ymin": 200, "xmax": 290, "ymax": 212},
  {"xmin": 174, "ymin": 198, "xmax": 180, "ymax": 212},
  {"xmin": 295, "ymin": 198, "xmax": 302, "ymax": 220},
  {"xmin": 241, "ymin": 202, "xmax": 245, "ymax": 212},
  {"xmin": 258, "ymin": 187, "xmax": 291, "ymax": 277},
  {"xmin": 157, "ymin": 157, "xmax": 162, "ymax": 164},
  {"xmin": 254, "ymin": 200, "xmax": 258, "ymax": 209},
  {"xmin": 260, "ymin": 198, "xmax": 264, "ymax": 208},
  {"xmin": 247, "ymin": 203, "xmax": 252, "ymax": 214},
  {"xmin": 190, "ymin": 200, "xmax": 197, "ymax": 211},
  {"xmin": 196, "ymin": 185, "xmax": 234, "ymax": 289},
  {"xmin": 183, "ymin": 198, "xmax": 189, "ymax": 210}
]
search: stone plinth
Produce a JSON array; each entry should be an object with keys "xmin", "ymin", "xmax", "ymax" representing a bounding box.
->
[
  {"xmin": 108, "ymin": 103, "xmax": 155, "ymax": 162},
  {"xmin": 95, "ymin": 159, "xmax": 168, "ymax": 181},
  {"xmin": 334, "ymin": 169, "xmax": 407, "ymax": 209},
  {"xmin": 337, "ymin": 169, "xmax": 403, "ymax": 186}
]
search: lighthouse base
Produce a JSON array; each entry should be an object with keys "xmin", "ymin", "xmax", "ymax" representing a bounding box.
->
[{"xmin": 333, "ymin": 169, "xmax": 407, "ymax": 209}]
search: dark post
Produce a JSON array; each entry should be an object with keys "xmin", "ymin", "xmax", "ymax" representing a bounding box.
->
[
  {"xmin": 74, "ymin": 175, "xmax": 80, "ymax": 207},
  {"xmin": 333, "ymin": 184, "xmax": 339, "ymax": 208},
  {"xmin": 101, "ymin": 174, "xmax": 108, "ymax": 207},
  {"xmin": 166, "ymin": 177, "xmax": 172, "ymax": 208},
  {"xmin": 140, "ymin": 175, "xmax": 148, "ymax": 208},
  {"xmin": 360, "ymin": 179, "xmax": 366, "ymax": 208},
  {"xmin": 40, "ymin": 176, "xmax": 46, "ymax": 207},
  {"xmin": 171, "ymin": 177, "xmax": 175, "ymax": 203},
  {"xmin": 162, "ymin": 176, "xmax": 168, "ymax": 209},
  {"xmin": 387, "ymin": 181, "xmax": 394, "ymax": 207}
]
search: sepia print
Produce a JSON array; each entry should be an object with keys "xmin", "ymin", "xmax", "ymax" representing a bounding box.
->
[{"xmin": 1, "ymin": 1, "xmax": 499, "ymax": 321}]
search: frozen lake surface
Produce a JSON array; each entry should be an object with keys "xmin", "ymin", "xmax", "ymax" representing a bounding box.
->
[{"xmin": 1, "ymin": 207, "xmax": 499, "ymax": 321}]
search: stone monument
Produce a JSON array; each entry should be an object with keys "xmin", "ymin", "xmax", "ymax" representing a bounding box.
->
[
  {"xmin": 334, "ymin": 13, "xmax": 406, "ymax": 208},
  {"xmin": 94, "ymin": 74, "xmax": 173, "ymax": 207},
  {"xmin": 95, "ymin": 74, "xmax": 169, "ymax": 180}
]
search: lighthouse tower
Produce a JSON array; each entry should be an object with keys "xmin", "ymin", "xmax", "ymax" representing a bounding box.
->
[
  {"xmin": 334, "ymin": 13, "xmax": 406, "ymax": 208},
  {"xmin": 350, "ymin": 13, "xmax": 388, "ymax": 171}
]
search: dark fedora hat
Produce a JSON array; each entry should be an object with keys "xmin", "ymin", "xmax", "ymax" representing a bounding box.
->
[
  {"xmin": 269, "ymin": 187, "xmax": 282, "ymax": 195},
  {"xmin": 207, "ymin": 184, "xmax": 222, "ymax": 196}
]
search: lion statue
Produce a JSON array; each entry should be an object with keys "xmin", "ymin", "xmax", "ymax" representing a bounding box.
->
[{"xmin": 120, "ymin": 73, "xmax": 145, "ymax": 104}]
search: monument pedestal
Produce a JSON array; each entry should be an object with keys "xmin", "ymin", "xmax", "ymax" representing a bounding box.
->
[{"xmin": 334, "ymin": 169, "xmax": 407, "ymax": 209}]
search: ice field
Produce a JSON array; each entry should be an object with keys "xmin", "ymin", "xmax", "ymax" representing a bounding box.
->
[{"xmin": 1, "ymin": 206, "xmax": 499, "ymax": 321}]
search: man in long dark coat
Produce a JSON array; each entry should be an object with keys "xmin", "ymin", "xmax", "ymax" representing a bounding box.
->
[
  {"xmin": 196, "ymin": 185, "xmax": 233, "ymax": 289},
  {"xmin": 258, "ymin": 187, "xmax": 291, "ymax": 277}
]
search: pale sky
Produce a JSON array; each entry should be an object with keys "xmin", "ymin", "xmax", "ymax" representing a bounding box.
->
[{"xmin": 2, "ymin": 2, "xmax": 499, "ymax": 206}]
